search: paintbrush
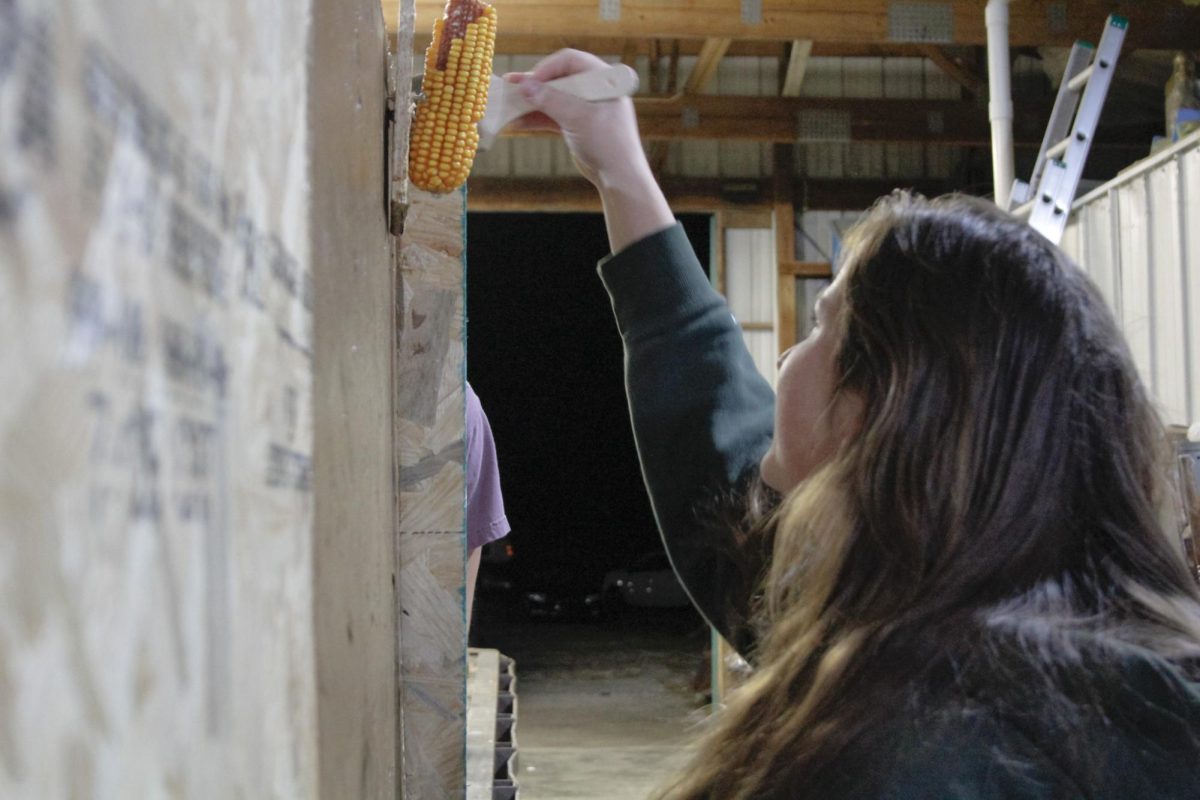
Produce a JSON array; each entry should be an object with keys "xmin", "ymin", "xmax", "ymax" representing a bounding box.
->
[{"xmin": 477, "ymin": 63, "xmax": 640, "ymax": 151}]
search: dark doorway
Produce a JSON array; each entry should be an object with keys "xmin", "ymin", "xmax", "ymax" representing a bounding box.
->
[{"xmin": 466, "ymin": 212, "xmax": 711, "ymax": 615}]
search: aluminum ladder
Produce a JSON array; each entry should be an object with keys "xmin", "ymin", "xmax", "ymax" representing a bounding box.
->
[{"xmin": 1008, "ymin": 14, "xmax": 1127, "ymax": 244}]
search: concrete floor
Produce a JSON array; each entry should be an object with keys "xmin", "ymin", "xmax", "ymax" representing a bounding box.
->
[{"xmin": 473, "ymin": 610, "xmax": 709, "ymax": 799}]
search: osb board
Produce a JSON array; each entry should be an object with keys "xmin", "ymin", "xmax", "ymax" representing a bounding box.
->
[
  {"xmin": 0, "ymin": 1, "xmax": 317, "ymax": 797},
  {"xmin": 396, "ymin": 185, "xmax": 468, "ymax": 799},
  {"xmin": 389, "ymin": 0, "xmax": 416, "ymax": 235},
  {"xmin": 312, "ymin": 0, "xmax": 401, "ymax": 797}
]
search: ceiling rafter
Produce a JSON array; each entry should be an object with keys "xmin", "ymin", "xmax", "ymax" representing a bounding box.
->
[
  {"xmin": 492, "ymin": 93, "xmax": 1151, "ymax": 146},
  {"xmin": 648, "ymin": 36, "xmax": 731, "ymax": 175},
  {"xmin": 506, "ymin": 95, "xmax": 1016, "ymax": 144},
  {"xmin": 396, "ymin": 2, "xmax": 1200, "ymax": 49},
  {"xmin": 780, "ymin": 40, "xmax": 814, "ymax": 97},
  {"xmin": 665, "ymin": 39, "xmax": 682, "ymax": 95},
  {"xmin": 683, "ymin": 37, "xmax": 733, "ymax": 94},
  {"xmin": 410, "ymin": 34, "xmax": 977, "ymax": 60},
  {"xmin": 919, "ymin": 45, "xmax": 984, "ymax": 94},
  {"xmin": 465, "ymin": 176, "xmax": 959, "ymax": 212}
]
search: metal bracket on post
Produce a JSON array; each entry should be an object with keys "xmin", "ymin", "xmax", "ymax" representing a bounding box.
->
[{"xmin": 741, "ymin": 0, "xmax": 763, "ymax": 25}]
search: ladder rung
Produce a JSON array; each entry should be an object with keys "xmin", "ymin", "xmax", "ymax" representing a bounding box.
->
[
  {"xmin": 1012, "ymin": 199, "xmax": 1035, "ymax": 218},
  {"xmin": 1066, "ymin": 63, "xmax": 1097, "ymax": 93},
  {"xmin": 1046, "ymin": 137, "xmax": 1072, "ymax": 160},
  {"xmin": 1022, "ymin": 14, "xmax": 1126, "ymax": 245}
]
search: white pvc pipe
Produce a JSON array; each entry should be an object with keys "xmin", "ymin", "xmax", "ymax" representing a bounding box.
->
[{"xmin": 986, "ymin": 0, "xmax": 1015, "ymax": 209}]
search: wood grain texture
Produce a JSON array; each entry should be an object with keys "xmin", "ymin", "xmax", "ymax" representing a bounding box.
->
[
  {"xmin": 774, "ymin": 143, "xmax": 797, "ymax": 355},
  {"xmin": 391, "ymin": 0, "xmax": 416, "ymax": 235},
  {"xmin": 312, "ymin": 0, "xmax": 402, "ymax": 797},
  {"xmin": 0, "ymin": 0, "xmax": 321, "ymax": 796},
  {"xmin": 395, "ymin": 184, "xmax": 468, "ymax": 799},
  {"xmin": 392, "ymin": 1, "xmax": 1200, "ymax": 49},
  {"xmin": 464, "ymin": 176, "xmax": 958, "ymax": 212}
]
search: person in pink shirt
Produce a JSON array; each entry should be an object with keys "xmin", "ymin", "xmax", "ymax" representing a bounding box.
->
[{"xmin": 466, "ymin": 381, "xmax": 511, "ymax": 622}]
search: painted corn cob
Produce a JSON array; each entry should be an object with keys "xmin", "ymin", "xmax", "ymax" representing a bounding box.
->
[{"xmin": 409, "ymin": 0, "xmax": 497, "ymax": 193}]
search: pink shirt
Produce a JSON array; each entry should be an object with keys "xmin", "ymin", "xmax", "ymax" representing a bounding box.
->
[{"xmin": 466, "ymin": 382, "xmax": 510, "ymax": 552}]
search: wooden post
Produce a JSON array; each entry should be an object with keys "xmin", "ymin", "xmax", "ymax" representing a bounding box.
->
[
  {"xmin": 388, "ymin": 1, "xmax": 470, "ymax": 793},
  {"xmin": 778, "ymin": 271, "xmax": 798, "ymax": 352},
  {"xmin": 313, "ymin": 0, "xmax": 403, "ymax": 796},
  {"xmin": 394, "ymin": 184, "xmax": 469, "ymax": 799},
  {"xmin": 713, "ymin": 210, "xmax": 728, "ymax": 295},
  {"xmin": 773, "ymin": 143, "xmax": 797, "ymax": 356}
]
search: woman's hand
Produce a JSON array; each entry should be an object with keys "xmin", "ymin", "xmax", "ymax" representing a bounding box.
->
[
  {"xmin": 505, "ymin": 49, "xmax": 643, "ymax": 187},
  {"xmin": 506, "ymin": 49, "xmax": 673, "ymax": 253}
]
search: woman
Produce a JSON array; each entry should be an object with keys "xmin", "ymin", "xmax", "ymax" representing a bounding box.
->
[{"xmin": 509, "ymin": 51, "xmax": 1200, "ymax": 798}]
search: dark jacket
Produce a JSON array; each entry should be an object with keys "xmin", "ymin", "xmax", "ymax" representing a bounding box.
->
[
  {"xmin": 598, "ymin": 223, "xmax": 775, "ymax": 654},
  {"xmin": 597, "ymin": 223, "xmax": 1200, "ymax": 798}
]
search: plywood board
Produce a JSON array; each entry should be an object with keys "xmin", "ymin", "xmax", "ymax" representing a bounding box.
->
[
  {"xmin": 0, "ymin": 0, "xmax": 318, "ymax": 796},
  {"xmin": 396, "ymin": 185, "xmax": 468, "ymax": 799}
]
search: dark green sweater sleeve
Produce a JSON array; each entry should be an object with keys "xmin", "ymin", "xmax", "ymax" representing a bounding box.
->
[{"xmin": 597, "ymin": 223, "xmax": 775, "ymax": 654}]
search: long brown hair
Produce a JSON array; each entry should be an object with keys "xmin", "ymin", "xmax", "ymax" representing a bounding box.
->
[{"xmin": 661, "ymin": 193, "xmax": 1200, "ymax": 799}]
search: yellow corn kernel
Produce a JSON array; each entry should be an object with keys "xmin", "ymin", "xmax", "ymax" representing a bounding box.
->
[{"xmin": 409, "ymin": 0, "xmax": 496, "ymax": 193}]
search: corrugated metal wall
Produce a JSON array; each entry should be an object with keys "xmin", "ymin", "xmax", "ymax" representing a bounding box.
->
[
  {"xmin": 1061, "ymin": 131, "xmax": 1200, "ymax": 428},
  {"xmin": 669, "ymin": 56, "xmax": 774, "ymax": 178},
  {"xmin": 792, "ymin": 55, "xmax": 960, "ymax": 182}
]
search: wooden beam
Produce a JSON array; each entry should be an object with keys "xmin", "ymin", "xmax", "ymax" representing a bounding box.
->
[
  {"xmin": 714, "ymin": 210, "xmax": 728, "ymax": 295},
  {"xmin": 465, "ymin": 176, "xmax": 960, "ymax": 212},
  {"xmin": 609, "ymin": 96, "xmax": 1051, "ymax": 145},
  {"xmin": 773, "ymin": 143, "xmax": 796, "ymax": 356},
  {"xmin": 649, "ymin": 38, "xmax": 663, "ymax": 94},
  {"xmin": 780, "ymin": 260, "xmax": 833, "ymax": 277},
  {"xmin": 411, "ymin": 34, "xmax": 982, "ymax": 59},
  {"xmin": 684, "ymin": 37, "xmax": 732, "ymax": 94},
  {"xmin": 773, "ymin": 145, "xmax": 796, "ymax": 259},
  {"xmin": 780, "ymin": 40, "xmax": 813, "ymax": 97},
  {"xmin": 722, "ymin": 208, "xmax": 774, "ymax": 228},
  {"xmin": 778, "ymin": 271, "xmax": 797, "ymax": 352},
  {"xmin": 919, "ymin": 45, "xmax": 983, "ymax": 94},
  {"xmin": 397, "ymin": 2, "xmax": 1200, "ymax": 49},
  {"xmin": 620, "ymin": 38, "xmax": 639, "ymax": 68},
  {"xmin": 666, "ymin": 39, "xmax": 682, "ymax": 95},
  {"xmin": 482, "ymin": 95, "xmax": 1148, "ymax": 146},
  {"xmin": 468, "ymin": 177, "xmax": 768, "ymax": 212}
]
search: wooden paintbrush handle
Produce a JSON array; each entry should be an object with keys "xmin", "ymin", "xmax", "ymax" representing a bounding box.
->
[
  {"xmin": 544, "ymin": 63, "xmax": 639, "ymax": 101},
  {"xmin": 478, "ymin": 64, "xmax": 639, "ymax": 150},
  {"xmin": 499, "ymin": 64, "xmax": 638, "ymax": 119}
]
